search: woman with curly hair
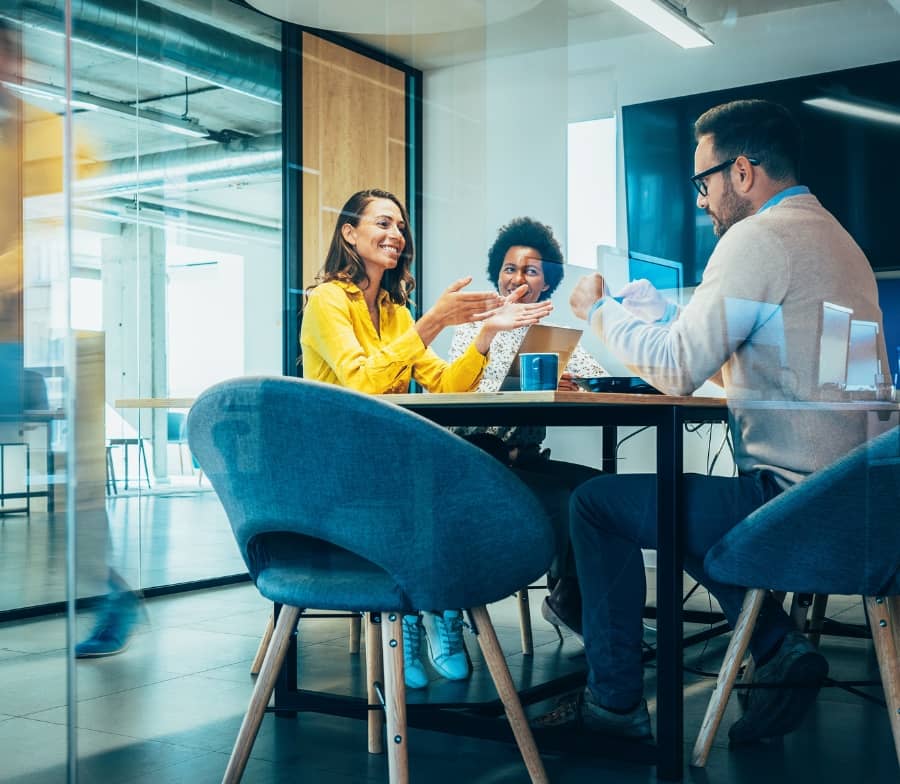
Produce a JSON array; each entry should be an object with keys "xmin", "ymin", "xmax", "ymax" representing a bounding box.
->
[{"xmin": 449, "ymin": 217, "xmax": 608, "ymax": 642}]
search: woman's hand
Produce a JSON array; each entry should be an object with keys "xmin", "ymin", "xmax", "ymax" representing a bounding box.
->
[
  {"xmin": 557, "ymin": 372, "xmax": 580, "ymax": 392},
  {"xmin": 416, "ymin": 277, "xmax": 504, "ymax": 346},
  {"xmin": 431, "ymin": 277, "xmax": 505, "ymax": 326},
  {"xmin": 473, "ymin": 284, "xmax": 553, "ymax": 354},
  {"xmin": 481, "ymin": 286, "xmax": 553, "ymax": 332}
]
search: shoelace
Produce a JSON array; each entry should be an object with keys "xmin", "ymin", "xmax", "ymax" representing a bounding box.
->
[
  {"xmin": 436, "ymin": 612, "xmax": 464, "ymax": 655},
  {"xmin": 402, "ymin": 616, "xmax": 421, "ymax": 656}
]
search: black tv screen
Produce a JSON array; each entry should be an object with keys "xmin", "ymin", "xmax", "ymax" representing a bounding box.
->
[{"xmin": 623, "ymin": 60, "xmax": 900, "ymax": 287}]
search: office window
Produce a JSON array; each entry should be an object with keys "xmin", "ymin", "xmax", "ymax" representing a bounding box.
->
[{"xmin": 567, "ymin": 117, "xmax": 617, "ymax": 268}]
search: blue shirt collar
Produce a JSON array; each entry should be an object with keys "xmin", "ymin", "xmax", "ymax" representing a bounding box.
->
[{"xmin": 756, "ymin": 185, "xmax": 810, "ymax": 215}]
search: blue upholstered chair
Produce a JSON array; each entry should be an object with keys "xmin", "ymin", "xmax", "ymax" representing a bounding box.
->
[
  {"xmin": 692, "ymin": 425, "xmax": 900, "ymax": 768},
  {"xmin": 187, "ymin": 377, "xmax": 555, "ymax": 784}
]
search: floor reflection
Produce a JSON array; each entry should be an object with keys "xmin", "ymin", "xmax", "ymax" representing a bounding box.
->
[{"xmin": 0, "ymin": 484, "xmax": 244, "ymax": 613}]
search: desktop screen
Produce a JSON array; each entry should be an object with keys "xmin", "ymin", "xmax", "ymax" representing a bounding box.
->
[
  {"xmin": 818, "ymin": 301, "xmax": 853, "ymax": 388},
  {"xmin": 627, "ymin": 252, "xmax": 683, "ymax": 302},
  {"xmin": 846, "ymin": 319, "xmax": 879, "ymax": 390}
]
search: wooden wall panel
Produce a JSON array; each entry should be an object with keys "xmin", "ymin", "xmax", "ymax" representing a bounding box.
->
[{"xmin": 301, "ymin": 33, "xmax": 407, "ymax": 289}]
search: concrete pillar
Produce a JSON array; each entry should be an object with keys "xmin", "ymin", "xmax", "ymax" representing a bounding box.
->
[{"xmin": 101, "ymin": 222, "xmax": 169, "ymax": 483}]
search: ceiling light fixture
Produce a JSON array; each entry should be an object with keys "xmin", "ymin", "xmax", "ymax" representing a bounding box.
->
[
  {"xmin": 608, "ymin": 0, "xmax": 713, "ymax": 49},
  {"xmin": 804, "ymin": 97, "xmax": 900, "ymax": 127},
  {"xmin": 2, "ymin": 79, "xmax": 211, "ymax": 138}
]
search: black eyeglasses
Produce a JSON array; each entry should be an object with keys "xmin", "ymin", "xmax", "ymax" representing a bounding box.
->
[{"xmin": 690, "ymin": 156, "xmax": 760, "ymax": 197}]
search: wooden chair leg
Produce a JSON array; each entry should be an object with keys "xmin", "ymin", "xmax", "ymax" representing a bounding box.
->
[
  {"xmin": 789, "ymin": 592, "xmax": 813, "ymax": 631},
  {"xmin": 470, "ymin": 605, "xmax": 548, "ymax": 784},
  {"xmin": 350, "ymin": 613, "xmax": 362, "ymax": 654},
  {"xmin": 249, "ymin": 611, "xmax": 275, "ymax": 676},
  {"xmin": 691, "ymin": 588, "xmax": 765, "ymax": 768},
  {"xmin": 224, "ymin": 605, "xmax": 302, "ymax": 784},
  {"xmin": 517, "ymin": 589, "xmax": 534, "ymax": 656},
  {"xmin": 808, "ymin": 594, "xmax": 829, "ymax": 647},
  {"xmin": 890, "ymin": 596, "xmax": 900, "ymax": 653},
  {"xmin": 366, "ymin": 612, "xmax": 385, "ymax": 755},
  {"xmin": 865, "ymin": 596, "xmax": 900, "ymax": 769},
  {"xmin": 381, "ymin": 612, "xmax": 409, "ymax": 784}
]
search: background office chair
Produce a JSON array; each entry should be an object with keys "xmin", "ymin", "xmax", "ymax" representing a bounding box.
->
[
  {"xmin": 187, "ymin": 376, "xmax": 555, "ymax": 783},
  {"xmin": 692, "ymin": 425, "xmax": 900, "ymax": 769},
  {"xmin": 167, "ymin": 411, "xmax": 192, "ymax": 475}
]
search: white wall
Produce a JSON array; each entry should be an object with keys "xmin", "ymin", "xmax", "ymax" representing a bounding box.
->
[{"xmin": 421, "ymin": 0, "xmax": 900, "ymax": 472}]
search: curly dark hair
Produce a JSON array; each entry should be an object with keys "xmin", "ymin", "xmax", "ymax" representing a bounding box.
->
[
  {"xmin": 694, "ymin": 99, "xmax": 801, "ymax": 182},
  {"xmin": 486, "ymin": 217, "xmax": 564, "ymax": 301},
  {"xmin": 314, "ymin": 188, "xmax": 416, "ymax": 306}
]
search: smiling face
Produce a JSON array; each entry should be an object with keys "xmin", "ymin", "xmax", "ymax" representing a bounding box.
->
[
  {"xmin": 497, "ymin": 246, "xmax": 549, "ymax": 303},
  {"xmin": 341, "ymin": 197, "xmax": 406, "ymax": 278},
  {"xmin": 694, "ymin": 134, "xmax": 754, "ymax": 238}
]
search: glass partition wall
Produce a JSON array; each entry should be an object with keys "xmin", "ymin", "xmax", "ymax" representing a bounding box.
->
[
  {"xmin": 0, "ymin": 0, "xmax": 282, "ymax": 614},
  {"xmin": 2, "ymin": 0, "xmax": 283, "ymax": 778},
  {"xmin": 1, "ymin": 0, "xmax": 898, "ymax": 780}
]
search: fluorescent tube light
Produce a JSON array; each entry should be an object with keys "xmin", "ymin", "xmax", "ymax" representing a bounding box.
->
[
  {"xmin": 608, "ymin": 0, "xmax": 714, "ymax": 49},
  {"xmin": 804, "ymin": 97, "xmax": 900, "ymax": 128},
  {"xmin": 158, "ymin": 121, "xmax": 210, "ymax": 139}
]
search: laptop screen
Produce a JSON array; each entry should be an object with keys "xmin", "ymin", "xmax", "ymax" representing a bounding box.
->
[{"xmin": 498, "ymin": 324, "xmax": 584, "ymax": 391}]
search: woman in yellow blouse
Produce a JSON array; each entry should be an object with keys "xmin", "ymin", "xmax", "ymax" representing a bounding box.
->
[{"xmin": 300, "ymin": 188, "xmax": 552, "ymax": 689}]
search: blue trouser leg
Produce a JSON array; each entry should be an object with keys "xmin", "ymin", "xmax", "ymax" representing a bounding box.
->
[{"xmin": 570, "ymin": 472, "xmax": 794, "ymax": 711}]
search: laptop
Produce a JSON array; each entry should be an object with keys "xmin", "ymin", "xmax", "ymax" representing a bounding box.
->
[{"xmin": 498, "ymin": 324, "xmax": 583, "ymax": 391}]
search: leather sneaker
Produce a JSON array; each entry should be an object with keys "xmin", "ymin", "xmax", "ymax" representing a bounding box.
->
[
  {"xmin": 422, "ymin": 610, "xmax": 470, "ymax": 681},
  {"xmin": 728, "ymin": 630, "xmax": 829, "ymax": 745},
  {"xmin": 532, "ymin": 688, "xmax": 652, "ymax": 740},
  {"xmin": 401, "ymin": 614, "xmax": 429, "ymax": 689}
]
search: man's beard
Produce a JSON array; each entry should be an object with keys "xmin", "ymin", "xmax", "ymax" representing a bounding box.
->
[{"xmin": 710, "ymin": 177, "xmax": 754, "ymax": 238}]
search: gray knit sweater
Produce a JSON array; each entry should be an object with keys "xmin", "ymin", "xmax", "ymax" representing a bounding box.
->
[{"xmin": 593, "ymin": 192, "xmax": 889, "ymax": 488}]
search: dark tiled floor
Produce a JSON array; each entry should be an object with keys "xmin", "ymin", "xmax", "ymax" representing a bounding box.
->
[{"xmin": 0, "ymin": 582, "xmax": 896, "ymax": 783}]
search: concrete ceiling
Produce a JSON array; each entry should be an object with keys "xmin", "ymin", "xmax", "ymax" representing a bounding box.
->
[
  {"xmin": 322, "ymin": 0, "xmax": 836, "ymax": 70},
  {"xmin": 3, "ymin": 0, "xmax": 863, "ymax": 243}
]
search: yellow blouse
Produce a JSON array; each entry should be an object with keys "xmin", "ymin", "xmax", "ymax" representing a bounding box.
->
[{"xmin": 300, "ymin": 280, "xmax": 488, "ymax": 394}]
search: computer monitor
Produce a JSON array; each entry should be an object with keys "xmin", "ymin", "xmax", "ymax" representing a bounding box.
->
[
  {"xmin": 818, "ymin": 301, "xmax": 853, "ymax": 389},
  {"xmin": 845, "ymin": 319, "xmax": 880, "ymax": 391},
  {"xmin": 627, "ymin": 251, "xmax": 683, "ymax": 304},
  {"xmin": 596, "ymin": 247, "xmax": 684, "ymax": 303}
]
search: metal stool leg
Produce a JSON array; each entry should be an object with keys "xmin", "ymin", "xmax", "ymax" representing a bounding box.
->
[{"xmin": 139, "ymin": 439, "xmax": 151, "ymax": 488}]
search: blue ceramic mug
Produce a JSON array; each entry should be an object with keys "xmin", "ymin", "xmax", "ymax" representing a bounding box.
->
[{"xmin": 519, "ymin": 352, "xmax": 559, "ymax": 391}]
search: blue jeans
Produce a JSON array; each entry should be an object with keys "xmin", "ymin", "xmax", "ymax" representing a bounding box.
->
[{"xmin": 570, "ymin": 471, "xmax": 794, "ymax": 711}]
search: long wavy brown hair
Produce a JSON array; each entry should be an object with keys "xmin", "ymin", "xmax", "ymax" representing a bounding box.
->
[{"xmin": 313, "ymin": 189, "xmax": 416, "ymax": 306}]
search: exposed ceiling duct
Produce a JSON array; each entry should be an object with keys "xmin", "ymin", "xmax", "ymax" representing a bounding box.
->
[
  {"xmin": 80, "ymin": 197, "xmax": 282, "ymax": 246},
  {"xmin": 24, "ymin": 133, "xmax": 282, "ymax": 223},
  {"xmin": 14, "ymin": 0, "xmax": 281, "ymax": 104},
  {"xmin": 76, "ymin": 132, "xmax": 282, "ymax": 197}
]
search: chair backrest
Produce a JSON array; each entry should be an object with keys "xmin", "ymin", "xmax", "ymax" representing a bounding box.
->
[
  {"xmin": 706, "ymin": 425, "xmax": 900, "ymax": 597},
  {"xmin": 167, "ymin": 411, "xmax": 187, "ymax": 442},
  {"xmin": 187, "ymin": 376, "xmax": 555, "ymax": 611},
  {"xmin": 23, "ymin": 369, "xmax": 48, "ymax": 410}
]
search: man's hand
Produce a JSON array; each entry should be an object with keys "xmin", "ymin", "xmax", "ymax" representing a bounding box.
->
[
  {"xmin": 615, "ymin": 278, "xmax": 668, "ymax": 322},
  {"xmin": 570, "ymin": 274, "xmax": 608, "ymax": 320}
]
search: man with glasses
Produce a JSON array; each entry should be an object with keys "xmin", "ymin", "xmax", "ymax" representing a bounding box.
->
[{"xmin": 536, "ymin": 99, "xmax": 887, "ymax": 745}]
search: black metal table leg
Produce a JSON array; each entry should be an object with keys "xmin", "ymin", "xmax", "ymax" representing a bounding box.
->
[{"xmin": 655, "ymin": 408, "xmax": 684, "ymax": 780}]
